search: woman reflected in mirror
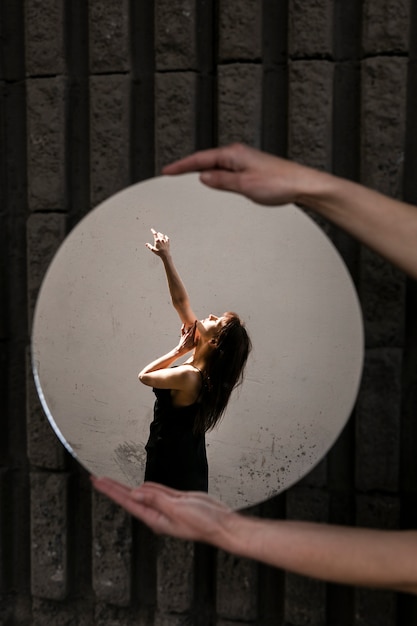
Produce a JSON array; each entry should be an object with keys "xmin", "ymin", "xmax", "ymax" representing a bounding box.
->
[{"xmin": 138, "ymin": 229, "xmax": 251, "ymax": 492}]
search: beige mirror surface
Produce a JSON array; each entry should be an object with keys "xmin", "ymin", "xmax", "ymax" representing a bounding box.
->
[{"xmin": 32, "ymin": 174, "xmax": 364, "ymax": 509}]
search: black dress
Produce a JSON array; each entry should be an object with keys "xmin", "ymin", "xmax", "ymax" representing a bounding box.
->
[{"xmin": 144, "ymin": 377, "xmax": 208, "ymax": 492}]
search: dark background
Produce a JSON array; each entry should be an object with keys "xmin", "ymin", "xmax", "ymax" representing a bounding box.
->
[{"xmin": 1, "ymin": 0, "xmax": 417, "ymax": 624}]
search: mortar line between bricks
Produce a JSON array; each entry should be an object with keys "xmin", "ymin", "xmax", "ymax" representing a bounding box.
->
[
  {"xmin": 361, "ymin": 51, "xmax": 409, "ymax": 60},
  {"xmin": 217, "ymin": 58, "xmax": 262, "ymax": 65},
  {"xmin": 289, "ymin": 54, "xmax": 335, "ymax": 62}
]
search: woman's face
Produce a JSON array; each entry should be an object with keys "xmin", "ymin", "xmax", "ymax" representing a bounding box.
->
[{"xmin": 197, "ymin": 313, "xmax": 227, "ymax": 341}]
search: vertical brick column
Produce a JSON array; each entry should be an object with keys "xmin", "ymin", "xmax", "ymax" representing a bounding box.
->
[
  {"xmin": 217, "ymin": 65, "xmax": 263, "ymax": 146},
  {"xmin": 154, "ymin": 0, "xmax": 199, "ymax": 171},
  {"xmin": 216, "ymin": 546, "xmax": 258, "ymax": 623},
  {"xmin": 155, "ymin": 537, "xmax": 194, "ymax": 623},
  {"xmin": 26, "ymin": 78, "xmax": 67, "ymax": 212},
  {"xmin": 284, "ymin": 488, "xmax": 329, "ymax": 625},
  {"xmin": 218, "ymin": 0, "xmax": 262, "ymax": 60},
  {"xmin": 288, "ymin": 60, "xmax": 334, "ymax": 172},
  {"xmin": 89, "ymin": 75, "xmax": 130, "ymax": 206},
  {"xmin": 217, "ymin": 0, "xmax": 262, "ymax": 148},
  {"xmin": 92, "ymin": 492, "xmax": 132, "ymax": 606},
  {"xmin": 26, "ymin": 214, "xmax": 67, "ymax": 469},
  {"xmin": 288, "ymin": 0, "xmax": 333, "ymax": 58},
  {"xmin": 30, "ymin": 472, "xmax": 69, "ymax": 599},
  {"xmin": 362, "ymin": 0, "xmax": 410, "ymax": 54},
  {"xmin": 24, "ymin": 0, "xmax": 66, "ymax": 76},
  {"xmin": 354, "ymin": 494, "xmax": 400, "ymax": 625},
  {"xmin": 357, "ymin": 56, "xmax": 408, "ymax": 485},
  {"xmin": 155, "ymin": 0, "xmax": 197, "ymax": 69},
  {"xmin": 88, "ymin": 0, "xmax": 130, "ymax": 74},
  {"xmin": 154, "ymin": 72, "xmax": 198, "ymax": 171}
]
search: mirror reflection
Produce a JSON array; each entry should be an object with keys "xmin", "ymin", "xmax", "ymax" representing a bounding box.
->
[
  {"xmin": 31, "ymin": 174, "xmax": 364, "ymax": 509},
  {"xmin": 140, "ymin": 228, "xmax": 251, "ymax": 492}
]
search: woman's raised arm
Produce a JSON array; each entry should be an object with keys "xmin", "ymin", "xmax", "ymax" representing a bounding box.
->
[{"xmin": 146, "ymin": 229, "xmax": 197, "ymax": 326}]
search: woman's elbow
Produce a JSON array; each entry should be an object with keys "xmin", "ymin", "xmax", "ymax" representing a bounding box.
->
[{"xmin": 138, "ymin": 371, "xmax": 152, "ymax": 386}]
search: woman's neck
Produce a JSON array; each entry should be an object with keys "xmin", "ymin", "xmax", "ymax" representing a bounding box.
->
[{"xmin": 186, "ymin": 343, "xmax": 211, "ymax": 372}]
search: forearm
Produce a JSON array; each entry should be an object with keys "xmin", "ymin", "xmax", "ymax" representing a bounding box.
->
[
  {"xmin": 298, "ymin": 171, "xmax": 417, "ymax": 279},
  {"xmin": 161, "ymin": 254, "xmax": 190, "ymax": 309},
  {"xmin": 138, "ymin": 348, "xmax": 180, "ymax": 379},
  {"xmin": 218, "ymin": 514, "xmax": 417, "ymax": 594}
]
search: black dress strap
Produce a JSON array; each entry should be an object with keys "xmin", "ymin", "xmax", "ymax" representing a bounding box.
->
[{"xmin": 189, "ymin": 364, "xmax": 204, "ymax": 380}]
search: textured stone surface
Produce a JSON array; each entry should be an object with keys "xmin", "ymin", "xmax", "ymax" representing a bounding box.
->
[
  {"xmin": 216, "ymin": 548, "xmax": 258, "ymax": 621},
  {"xmin": 89, "ymin": 75, "xmax": 130, "ymax": 206},
  {"xmin": 26, "ymin": 347, "xmax": 65, "ymax": 470},
  {"xmin": 30, "ymin": 472, "xmax": 68, "ymax": 599},
  {"xmin": 156, "ymin": 536, "xmax": 194, "ymax": 613},
  {"xmin": 89, "ymin": 0, "xmax": 130, "ymax": 73},
  {"xmin": 0, "ymin": 468, "xmax": 9, "ymax": 589},
  {"xmin": 94, "ymin": 602, "xmax": 138, "ymax": 626},
  {"xmin": 92, "ymin": 491, "xmax": 132, "ymax": 606},
  {"xmin": 361, "ymin": 57, "xmax": 408, "ymax": 198},
  {"xmin": 297, "ymin": 457, "xmax": 327, "ymax": 488},
  {"xmin": 360, "ymin": 248, "xmax": 405, "ymax": 348},
  {"xmin": 154, "ymin": 611, "xmax": 195, "ymax": 626},
  {"xmin": 356, "ymin": 493, "xmax": 400, "ymax": 529},
  {"xmin": 0, "ymin": 213, "xmax": 7, "ymax": 342},
  {"xmin": 26, "ymin": 212, "xmax": 67, "ymax": 328},
  {"xmin": 355, "ymin": 349, "xmax": 402, "ymax": 492},
  {"xmin": 354, "ymin": 495, "xmax": 399, "ymax": 625},
  {"xmin": 24, "ymin": 0, "xmax": 65, "ymax": 76},
  {"xmin": 286, "ymin": 485, "xmax": 329, "ymax": 522},
  {"xmin": 155, "ymin": 72, "xmax": 197, "ymax": 171},
  {"xmin": 155, "ymin": 0, "xmax": 197, "ymax": 70},
  {"xmin": 217, "ymin": 621, "xmax": 252, "ymax": 626},
  {"xmin": 362, "ymin": 0, "xmax": 410, "ymax": 55},
  {"xmin": 288, "ymin": 0, "xmax": 333, "ymax": 58},
  {"xmin": 218, "ymin": 0, "xmax": 262, "ymax": 60},
  {"xmin": 217, "ymin": 63, "xmax": 262, "ymax": 146},
  {"xmin": 354, "ymin": 588, "xmax": 397, "ymax": 626},
  {"xmin": 288, "ymin": 60, "xmax": 334, "ymax": 170},
  {"xmin": 26, "ymin": 77, "xmax": 67, "ymax": 211},
  {"xmin": 285, "ymin": 572, "xmax": 326, "ymax": 626},
  {"xmin": 33, "ymin": 598, "xmax": 94, "ymax": 626},
  {"xmin": 284, "ymin": 486, "xmax": 328, "ymax": 625},
  {"xmin": 1, "ymin": 0, "xmax": 416, "ymax": 622}
]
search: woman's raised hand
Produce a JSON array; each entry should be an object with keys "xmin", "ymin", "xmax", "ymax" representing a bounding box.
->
[
  {"xmin": 176, "ymin": 321, "xmax": 197, "ymax": 355},
  {"xmin": 162, "ymin": 143, "xmax": 323, "ymax": 207},
  {"xmin": 145, "ymin": 228, "xmax": 171, "ymax": 258}
]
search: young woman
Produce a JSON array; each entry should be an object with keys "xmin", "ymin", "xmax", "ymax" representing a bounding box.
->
[{"xmin": 138, "ymin": 228, "xmax": 251, "ymax": 492}]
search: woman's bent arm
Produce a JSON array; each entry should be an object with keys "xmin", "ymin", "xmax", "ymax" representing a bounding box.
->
[{"xmin": 138, "ymin": 323, "xmax": 197, "ymax": 387}]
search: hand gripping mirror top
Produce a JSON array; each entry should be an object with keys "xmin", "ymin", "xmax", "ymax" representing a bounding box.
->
[{"xmin": 31, "ymin": 173, "xmax": 364, "ymax": 510}]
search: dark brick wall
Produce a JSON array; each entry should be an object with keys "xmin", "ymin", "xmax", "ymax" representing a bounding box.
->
[{"xmin": 1, "ymin": 1, "xmax": 417, "ymax": 624}]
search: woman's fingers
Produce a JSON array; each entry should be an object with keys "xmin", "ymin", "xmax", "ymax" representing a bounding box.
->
[{"xmin": 146, "ymin": 228, "xmax": 170, "ymax": 255}]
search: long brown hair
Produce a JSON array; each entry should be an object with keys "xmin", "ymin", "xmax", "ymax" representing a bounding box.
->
[{"xmin": 194, "ymin": 312, "xmax": 251, "ymax": 435}]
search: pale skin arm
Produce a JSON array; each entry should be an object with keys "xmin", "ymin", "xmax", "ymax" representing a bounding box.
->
[
  {"xmin": 138, "ymin": 323, "xmax": 197, "ymax": 389},
  {"xmin": 91, "ymin": 479, "xmax": 417, "ymax": 595},
  {"xmin": 163, "ymin": 143, "xmax": 417, "ymax": 279},
  {"xmin": 146, "ymin": 228, "xmax": 197, "ymax": 326}
]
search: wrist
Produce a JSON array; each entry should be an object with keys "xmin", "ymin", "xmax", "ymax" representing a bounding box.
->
[
  {"xmin": 294, "ymin": 165, "xmax": 336, "ymax": 207},
  {"xmin": 214, "ymin": 509, "xmax": 255, "ymax": 557},
  {"xmin": 161, "ymin": 252, "xmax": 173, "ymax": 264}
]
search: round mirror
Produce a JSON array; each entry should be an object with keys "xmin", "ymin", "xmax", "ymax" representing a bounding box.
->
[{"xmin": 32, "ymin": 174, "xmax": 363, "ymax": 509}]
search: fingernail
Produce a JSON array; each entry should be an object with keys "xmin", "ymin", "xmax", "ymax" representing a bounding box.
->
[{"xmin": 200, "ymin": 172, "xmax": 212, "ymax": 183}]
